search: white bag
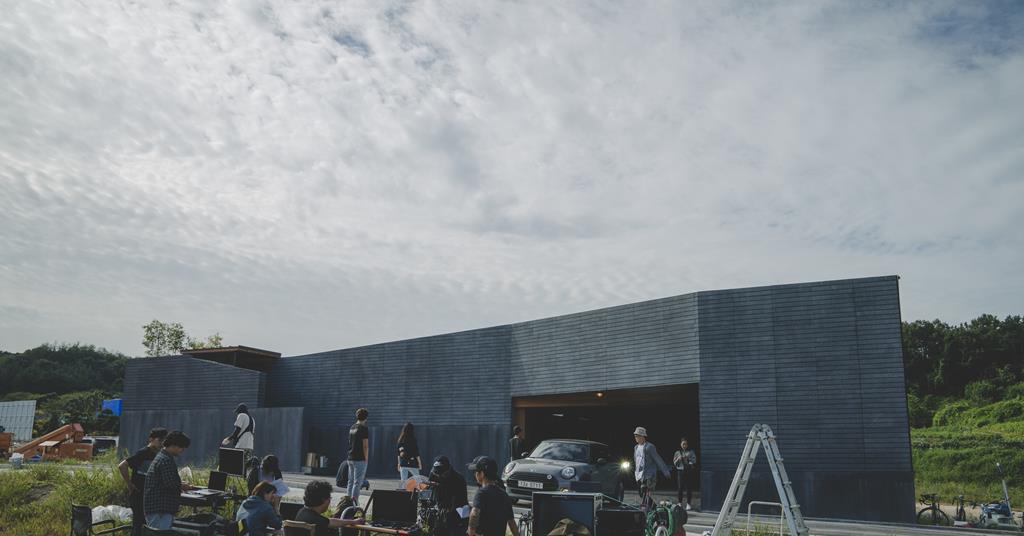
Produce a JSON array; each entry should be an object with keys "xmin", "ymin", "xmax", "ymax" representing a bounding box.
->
[{"xmin": 91, "ymin": 505, "xmax": 133, "ymax": 523}]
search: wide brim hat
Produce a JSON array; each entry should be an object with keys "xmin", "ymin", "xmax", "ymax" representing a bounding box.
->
[{"xmin": 633, "ymin": 427, "xmax": 648, "ymax": 437}]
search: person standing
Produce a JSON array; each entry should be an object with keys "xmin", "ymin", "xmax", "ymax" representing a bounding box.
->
[
  {"xmin": 508, "ymin": 426, "xmax": 526, "ymax": 463},
  {"xmin": 428, "ymin": 456, "xmax": 469, "ymax": 536},
  {"xmin": 346, "ymin": 407, "xmax": 370, "ymax": 501},
  {"xmin": 222, "ymin": 403, "xmax": 256, "ymax": 453},
  {"xmin": 118, "ymin": 427, "xmax": 167, "ymax": 536},
  {"xmin": 143, "ymin": 430, "xmax": 194, "ymax": 530},
  {"xmin": 396, "ymin": 422, "xmax": 422, "ymax": 483},
  {"xmin": 672, "ymin": 437, "xmax": 697, "ymax": 510},
  {"xmin": 633, "ymin": 427, "xmax": 671, "ymax": 508},
  {"xmin": 467, "ymin": 456, "xmax": 519, "ymax": 536}
]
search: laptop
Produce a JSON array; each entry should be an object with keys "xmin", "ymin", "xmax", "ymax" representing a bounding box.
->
[{"xmin": 280, "ymin": 502, "xmax": 303, "ymax": 521}]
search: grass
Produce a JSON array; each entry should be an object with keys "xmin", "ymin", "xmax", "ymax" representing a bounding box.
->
[
  {"xmin": 0, "ymin": 450, "xmax": 250, "ymax": 536},
  {"xmin": 912, "ymin": 394, "xmax": 1024, "ymax": 511}
]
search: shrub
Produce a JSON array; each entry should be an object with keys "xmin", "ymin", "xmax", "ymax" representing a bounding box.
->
[
  {"xmin": 965, "ymin": 381, "xmax": 1000, "ymax": 405},
  {"xmin": 1004, "ymin": 382, "xmax": 1024, "ymax": 400},
  {"xmin": 933, "ymin": 400, "xmax": 972, "ymax": 427}
]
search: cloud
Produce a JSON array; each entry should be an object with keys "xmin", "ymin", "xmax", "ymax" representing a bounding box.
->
[{"xmin": 0, "ymin": 1, "xmax": 1021, "ymax": 355}]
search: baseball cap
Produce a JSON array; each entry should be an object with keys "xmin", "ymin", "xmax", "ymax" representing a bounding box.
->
[{"xmin": 467, "ymin": 456, "xmax": 499, "ymax": 479}]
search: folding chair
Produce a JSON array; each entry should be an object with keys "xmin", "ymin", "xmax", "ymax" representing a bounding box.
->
[
  {"xmin": 283, "ymin": 520, "xmax": 316, "ymax": 536},
  {"xmin": 70, "ymin": 504, "xmax": 130, "ymax": 536}
]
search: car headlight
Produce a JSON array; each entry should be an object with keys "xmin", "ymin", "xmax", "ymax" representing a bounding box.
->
[
  {"xmin": 560, "ymin": 467, "xmax": 576, "ymax": 479},
  {"xmin": 504, "ymin": 462, "xmax": 516, "ymax": 475},
  {"xmin": 620, "ymin": 461, "xmax": 631, "ymax": 471}
]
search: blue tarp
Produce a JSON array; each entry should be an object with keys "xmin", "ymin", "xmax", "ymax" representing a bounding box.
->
[{"xmin": 101, "ymin": 399, "xmax": 122, "ymax": 416}]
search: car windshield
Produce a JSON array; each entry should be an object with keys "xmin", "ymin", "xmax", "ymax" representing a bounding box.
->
[{"xmin": 529, "ymin": 441, "xmax": 589, "ymax": 463}]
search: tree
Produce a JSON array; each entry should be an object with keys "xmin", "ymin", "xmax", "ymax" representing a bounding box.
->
[
  {"xmin": 142, "ymin": 320, "xmax": 224, "ymax": 357},
  {"xmin": 141, "ymin": 320, "xmax": 188, "ymax": 357}
]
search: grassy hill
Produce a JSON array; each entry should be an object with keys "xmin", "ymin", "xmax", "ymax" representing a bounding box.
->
[{"xmin": 912, "ymin": 391, "xmax": 1024, "ymax": 506}]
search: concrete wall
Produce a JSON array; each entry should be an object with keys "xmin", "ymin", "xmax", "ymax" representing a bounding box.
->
[
  {"xmin": 123, "ymin": 356, "xmax": 265, "ymax": 411},
  {"xmin": 120, "ymin": 407, "xmax": 305, "ymax": 472},
  {"xmin": 697, "ymin": 276, "xmax": 914, "ymax": 522}
]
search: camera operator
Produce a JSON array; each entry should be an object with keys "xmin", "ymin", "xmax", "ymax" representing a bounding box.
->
[{"xmin": 427, "ymin": 455, "xmax": 469, "ymax": 536}]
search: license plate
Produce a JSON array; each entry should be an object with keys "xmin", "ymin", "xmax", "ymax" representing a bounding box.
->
[{"xmin": 517, "ymin": 481, "xmax": 544, "ymax": 490}]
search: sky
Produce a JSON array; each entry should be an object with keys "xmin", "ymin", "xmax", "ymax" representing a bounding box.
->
[{"xmin": 1, "ymin": 1, "xmax": 1022, "ymax": 357}]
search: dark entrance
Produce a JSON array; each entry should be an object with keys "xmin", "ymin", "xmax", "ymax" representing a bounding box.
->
[{"xmin": 513, "ymin": 384, "xmax": 700, "ymax": 493}]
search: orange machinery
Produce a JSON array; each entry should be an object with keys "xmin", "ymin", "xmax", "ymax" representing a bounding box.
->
[
  {"xmin": 0, "ymin": 431, "xmax": 12, "ymax": 457},
  {"xmin": 14, "ymin": 423, "xmax": 94, "ymax": 461}
]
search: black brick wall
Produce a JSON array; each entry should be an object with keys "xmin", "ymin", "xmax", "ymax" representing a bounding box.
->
[
  {"xmin": 697, "ymin": 276, "xmax": 914, "ymax": 522},
  {"xmin": 123, "ymin": 356, "xmax": 264, "ymax": 411},
  {"xmin": 120, "ymin": 276, "xmax": 913, "ymax": 522}
]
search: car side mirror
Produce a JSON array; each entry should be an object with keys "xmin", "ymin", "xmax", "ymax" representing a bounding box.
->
[{"xmin": 596, "ymin": 458, "xmax": 608, "ymax": 465}]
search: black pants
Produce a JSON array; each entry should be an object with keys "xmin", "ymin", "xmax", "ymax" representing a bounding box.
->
[
  {"xmin": 129, "ymin": 491, "xmax": 145, "ymax": 536},
  {"xmin": 676, "ymin": 470, "xmax": 692, "ymax": 505}
]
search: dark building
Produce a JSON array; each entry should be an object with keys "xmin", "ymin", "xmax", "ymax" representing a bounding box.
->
[{"xmin": 122, "ymin": 275, "xmax": 914, "ymax": 522}]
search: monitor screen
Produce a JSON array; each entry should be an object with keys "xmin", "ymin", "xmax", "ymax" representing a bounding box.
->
[
  {"xmin": 370, "ymin": 490, "xmax": 417, "ymax": 524},
  {"xmin": 218, "ymin": 447, "xmax": 246, "ymax": 477},
  {"xmin": 280, "ymin": 502, "xmax": 303, "ymax": 521},
  {"xmin": 532, "ymin": 492, "xmax": 598, "ymax": 535},
  {"xmin": 208, "ymin": 470, "xmax": 227, "ymax": 491}
]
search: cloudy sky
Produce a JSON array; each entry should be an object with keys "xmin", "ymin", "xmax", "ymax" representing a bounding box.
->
[{"xmin": 1, "ymin": 1, "xmax": 1021, "ymax": 357}]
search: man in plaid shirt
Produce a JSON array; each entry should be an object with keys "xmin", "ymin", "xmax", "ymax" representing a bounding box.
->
[{"xmin": 143, "ymin": 430, "xmax": 194, "ymax": 529}]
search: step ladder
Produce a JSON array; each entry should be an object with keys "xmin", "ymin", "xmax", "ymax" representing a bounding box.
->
[{"xmin": 704, "ymin": 424, "xmax": 810, "ymax": 536}]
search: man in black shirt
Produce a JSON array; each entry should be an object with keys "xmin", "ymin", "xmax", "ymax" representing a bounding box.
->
[
  {"xmin": 118, "ymin": 427, "xmax": 167, "ymax": 536},
  {"xmin": 295, "ymin": 480, "xmax": 360, "ymax": 536},
  {"xmin": 428, "ymin": 456, "xmax": 469, "ymax": 536},
  {"xmin": 467, "ymin": 456, "xmax": 518, "ymax": 536},
  {"xmin": 509, "ymin": 426, "xmax": 526, "ymax": 463},
  {"xmin": 346, "ymin": 408, "xmax": 370, "ymax": 500}
]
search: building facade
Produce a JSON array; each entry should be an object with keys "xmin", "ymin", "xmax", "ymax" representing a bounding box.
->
[{"xmin": 122, "ymin": 275, "xmax": 914, "ymax": 522}]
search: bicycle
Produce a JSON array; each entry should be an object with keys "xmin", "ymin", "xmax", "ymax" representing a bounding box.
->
[
  {"xmin": 517, "ymin": 509, "xmax": 532, "ymax": 536},
  {"xmin": 916, "ymin": 493, "xmax": 952, "ymax": 526},
  {"xmin": 953, "ymin": 494, "xmax": 967, "ymax": 524}
]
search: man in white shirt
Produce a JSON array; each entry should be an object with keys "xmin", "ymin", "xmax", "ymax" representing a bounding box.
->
[{"xmin": 222, "ymin": 403, "xmax": 255, "ymax": 451}]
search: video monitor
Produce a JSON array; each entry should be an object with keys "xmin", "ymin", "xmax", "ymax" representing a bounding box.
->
[
  {"xmin": 370, "ymin": 490, "xmax": 417, "ymax": 524},
  {"xmin": 218, "ymin": 447, "xmax": 246, "ymax": 477},
  {"xmin": 532, "ymin": 492, "xmax": 599, "ymax": 536}
]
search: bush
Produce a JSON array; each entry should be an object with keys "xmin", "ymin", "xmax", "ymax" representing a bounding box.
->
[
  {"xmin": 1005, "ymin": 382, "xmax": 1024, "ymax": 400},
  {"xmin": 933, "ymin": 400, "xmax": 972, "ymax": 427},
  {"xmin": 965, "ymin": 381, "xmax": 1000, "ymax": 405}
]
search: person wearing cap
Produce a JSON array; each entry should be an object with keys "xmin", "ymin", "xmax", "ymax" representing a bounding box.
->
[
  {"xmin": 428, "ymin": 456, "xmax": 469, "ymax": 536},
  {"xmin": 222, "ymin": 403, "xmax": 256, "ymax": 452},
  {"xmin": 633, "ymin": 426, "xmax": 671, "ymax": 508},
  {"xmin": 468, "ymin": 456, "xmax": 519, "ymax": 536}
]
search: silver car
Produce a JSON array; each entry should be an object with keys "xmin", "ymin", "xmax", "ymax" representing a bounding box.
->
[{"xmin": 503, "ymin": 439, "xmax": 628, "ymax": 502}]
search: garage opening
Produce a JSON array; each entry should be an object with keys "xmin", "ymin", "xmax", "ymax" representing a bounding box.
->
[{"xmin": 513, "ymin": 384, "xmax": 699, "ymax": 493}]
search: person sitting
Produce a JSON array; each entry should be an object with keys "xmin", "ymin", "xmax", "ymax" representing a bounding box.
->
[
  {"xmin": 295, "ymin": 480, "xmax": 361, "ymax": 536},
  {"xmin": 236, "ymin": 481, "xmax": 283, "ymax": 536},
  {"xmin": 260, "ymin": 454, "xmax": 290, "ymax": 511}
]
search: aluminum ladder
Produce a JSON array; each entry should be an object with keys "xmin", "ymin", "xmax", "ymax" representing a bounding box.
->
[{"xmin": 704, "ymin": 424, "xmax": 810, "ymax": 536}]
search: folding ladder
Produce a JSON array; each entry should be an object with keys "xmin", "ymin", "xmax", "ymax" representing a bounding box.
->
[{"xmin": 704, "ymin": 424, "xmax": 810, "ymax": 536}]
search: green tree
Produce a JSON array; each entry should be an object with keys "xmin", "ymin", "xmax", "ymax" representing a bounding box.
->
[
  {"xmin": 0, "ymin": 344, "xmax": 127, "ymax": 397},
  {"xmin": 142, "ymin": 320, "xmax": 223, "ymax": 356}
]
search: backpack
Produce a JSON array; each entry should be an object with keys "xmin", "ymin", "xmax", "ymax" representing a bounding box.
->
[{"xmin": 336, "ymin": 460, "xmax": 349, "ymax": 488}]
